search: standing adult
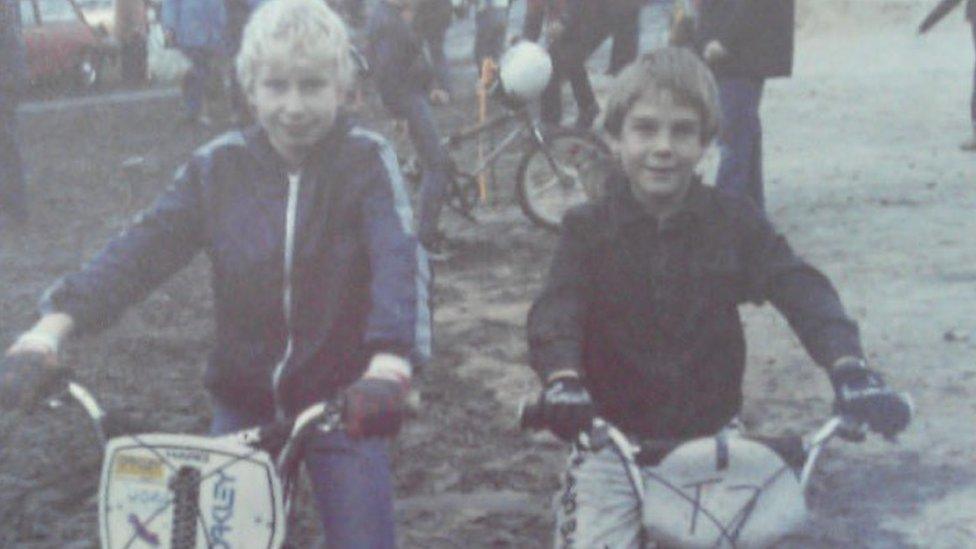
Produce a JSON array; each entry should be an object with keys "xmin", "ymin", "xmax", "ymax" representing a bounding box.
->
[
  {"xmin": 539, "ymin": 0, "xmax": 645, "ymax": 129},
  {"xmin": 115, "ymin": 0, "xmax": 150, "ymax": 84},
  {"xmin": 0, "ymin": 0, "xmax": 28, "ymax": 229},
  {"xmin": 162, "ymin": 0, "xmax": 228, "ymax": 125},
  {"xmin": 367, "ymin": 0, "xmax": 453, "ymax": 254},
  {"xmin": 473, "ymin": 0, "xmax": 509, "ymax": 76},
  {"xmin": 968, "ymin": 0, "xmax": 976, "ymax": 150},
  {"xmin": 414, "ymin": 0, "xmax": 455, "ymax": 101},
  {"xmin": 696, "ymin": 0, "xmax": 794, "ymax": 211}
]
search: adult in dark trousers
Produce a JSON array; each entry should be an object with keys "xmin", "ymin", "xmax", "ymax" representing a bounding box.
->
[
  {"xmin": 918, "ymin": 0, "xmax": 976, "ymax": 150},
  {"xmin": 223, "ymin": 0, "xmax": 258, "ymax": 124},
  {"xmin": 162, "ymin": 0, "xmax": 228, "ymax": 125},
  {"xmin": 116, "ymin": 0, "xmax": 150, "ymax": 84},
  {"xmin": 539, "ymin": 0, "xmax": 644, "ymax": 129},
  {"xmin": 414, "ymin": 0, "xmax": 455, "ymax": 101},
  {"xmin": 520, "ymin": 0, "xmax": 566, "ymax": 42},
  {"xmin": 0, "ymin": 0, "xmax": 28, "ymax": 229},
  {"xmin": 473, "ymin": 0, "xmax": 509, "ymax": 75},
  {"xmin": 696, "ymin": 0, "xmax": 794, "ymax": 211},
  {"xmin": 367, "ymin": 0, "xmax": 453, "ymax": 254}
]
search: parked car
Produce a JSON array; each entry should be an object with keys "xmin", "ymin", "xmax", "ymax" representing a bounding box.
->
[{"xmin": 20, "ymin": 0, "xmax": 115, "ymax": 90}]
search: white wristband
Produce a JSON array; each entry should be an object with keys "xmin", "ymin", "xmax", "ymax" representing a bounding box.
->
[
  {"xmin": 15, "ymin": 330, "xmax": 61, "ymax": 355},
  {"xmin": 365, "ymin": 353, "xmax": 412, "ymax": 381}
]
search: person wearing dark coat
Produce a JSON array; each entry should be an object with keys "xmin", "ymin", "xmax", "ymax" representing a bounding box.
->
[
  {"xmin": 696, "ymin": 0, "xmax": 794, "ymax": 211},
  {"xmin": 414, "ymin": 0, "xmax": 455, "ymax": 98},
  {"xmin": 539, "ymin": 0, "xmax": 645, "ymax": 129},
  {"xmin": 0, "ymin": 0, "xmax": 28, "ymax": 229}
]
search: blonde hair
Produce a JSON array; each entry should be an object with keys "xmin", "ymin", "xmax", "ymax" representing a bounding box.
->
[
  {"xmin": 603, "ymin": 48, "xmax": 721, "ymax": 144},
  {"xmin": 236, "ymin": 0, "xmax": 354, "ymax": 93}
]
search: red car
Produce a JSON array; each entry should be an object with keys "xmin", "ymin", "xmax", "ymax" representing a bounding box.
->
[{"xmin": 20, "ymin": 0, "xmax": 114, "ymax": 90}]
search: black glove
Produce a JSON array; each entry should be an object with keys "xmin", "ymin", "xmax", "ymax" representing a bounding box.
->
[
  {"xmin": 0, "ymin": 353, "xmax": 69, "ymax": 411},
  {"xmin": 342, "ymin": 377, "xmax": 410, "ymax": 438},
  {"xmin": 540, "ymin": 375, "xmax": 594, "ymax": 442},
  {"xmin": 830, "ymin": 359, "xmax": 912, "ymax": 441}
]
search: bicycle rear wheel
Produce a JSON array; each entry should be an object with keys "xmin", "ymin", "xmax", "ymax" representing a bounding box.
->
[{"xmin": 516, "ymin": 127, "xmax": 612, "ymax": 231}]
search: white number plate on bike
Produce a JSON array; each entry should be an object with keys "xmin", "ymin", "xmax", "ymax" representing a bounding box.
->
[{"xmin": 98, "ymin": 433, "xmax": 285, "ymax": 549}]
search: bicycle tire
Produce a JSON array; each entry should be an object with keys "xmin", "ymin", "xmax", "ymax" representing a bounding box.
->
[{"xmin": 516, "ymin": 127, "xmax": 612, "ymax": 232}]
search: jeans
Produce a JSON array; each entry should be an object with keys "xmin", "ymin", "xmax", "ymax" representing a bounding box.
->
[
  {"xmin": 180, "ymin": 49, "xmax": 217, "ymax": 119},
  {"xmin": 970, "ymin": 22, "xmax": 975, "ymax": 129},
  {"xmin": 474, "ymin": 6, "xmax": 508, "ymax": 69},
  {"xmin": 398, "ymin": 93, "xmax": 451, "ymax": 247},
  {"xmin": 210, "ymin": 398, "xmax": 397, "ymax": 549},
  {"xmin": 716, "ymin": 77, "xmax": 765, "ymax": 210},
  {"xmin": 420, "ymin": 24, "xmax": 452, "ymax": 95},
  {"xmin": 0, "ymin": 89, "xmax": 26, "ymax": 223}
]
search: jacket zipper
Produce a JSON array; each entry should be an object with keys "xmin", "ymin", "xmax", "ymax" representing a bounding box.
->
[{"xmin": 272, "ymin": 171, "xmax": 301, "ymax": 420}]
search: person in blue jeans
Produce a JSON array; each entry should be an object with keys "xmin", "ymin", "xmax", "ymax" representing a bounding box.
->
[
  {"xmin": 368, "ymin": 0, "xmax": 453, "ymax": 253},
  {"xmin": 0, "ymin": 1, "xmax": 430, "ymax": 546},
  {"xmin": 415, "ymin": 0, "xmax": 455, "ymax": 101},
  {"xmin": 162, "ymin": 0, "xmax": 228, "ymax": 125},
  {"xmin": 696, "ymin": 0, "xmax": 794, "ymax": 211},
  {"xmin": 0, "ymin": 0, "xmax": 28, "ymax": 229}
]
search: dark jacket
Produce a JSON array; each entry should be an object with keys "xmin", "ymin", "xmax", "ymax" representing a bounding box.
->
[
  {"xmin": 41, "ymin": 115, "xmax": 431, "ymax": 417},
  {"xmin": 697, "ymin": 0, "xmax": 794, "ymax": 79},
  {"xmin": 968, "ymin": 0, "xmax": 975, "ymax": 21},
  {"xmin": 366, "ymin": 1, "xmax": 433, "ymax": 116},
  {"xmin": 0, "ymin": 0, "xmax": 27, "ymax": 95},
  {"xmin": 527, "ymin": 173, "xmax": 862, "ymax": 439}
]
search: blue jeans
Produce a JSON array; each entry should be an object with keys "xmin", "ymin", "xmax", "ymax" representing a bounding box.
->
[
  {"xmin": 180, "ymin": 49, "xmax": 216, "ymax": 119},
  {"xmin": 716, "ymin": 77, "xmax": 765, "ymax": 210},
  {"xmin": 210, "ymin": 398, "xmax": 397, "ymax": 548},
  {"xmin": 420, "ymin": 24, "xmax": 452, "ymax": 95},
  {"xmin": 970, "ymin": 22, "xmax": 975, "ymax": 129},
  {"xmin": 398, "ymin": 93, "xmax": 451, "ymax": 247},
  {"xmin": 0, "ymin": 89, "xmax": 26, "ymax": 223}
]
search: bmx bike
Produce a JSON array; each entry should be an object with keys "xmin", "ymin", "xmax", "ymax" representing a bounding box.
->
[
  {"xmin": 401, "ymin": 100, "xmax": 613, "ymax": 232},
  {"xmin": 33, "ymin": 377, "xmax": 346, "ymax": 548},
  {"xmin": 520, "ymin": 402, "xmax": 881, "ymax": 549}
]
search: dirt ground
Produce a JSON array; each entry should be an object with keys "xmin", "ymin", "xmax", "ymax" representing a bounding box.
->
[{"xmin": 1, "ymin": 0, "xmax": 975, "ymax": 547}]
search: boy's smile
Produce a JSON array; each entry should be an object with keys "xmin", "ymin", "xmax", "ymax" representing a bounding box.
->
[
  {"xmin": 249, "ymin": 55, "xmax": 342, "ymax": 167},
  {"xmin": 615, "ymin": 87, "xmax": 706, "ymax": 215}
]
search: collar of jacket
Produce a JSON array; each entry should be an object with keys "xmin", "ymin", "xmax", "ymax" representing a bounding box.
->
[
  {"xmin": 242, "ymin": 112, "xmax": 353, "ymax": 181},
  {"xmin": 607, "ymin": 170, "xmax": 710, "ymax": 234}
]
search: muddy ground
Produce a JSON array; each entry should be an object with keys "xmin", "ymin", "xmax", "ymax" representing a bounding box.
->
[{"xmin": 1, "ymin": 0, "xmax": 975, "ymax": 547}]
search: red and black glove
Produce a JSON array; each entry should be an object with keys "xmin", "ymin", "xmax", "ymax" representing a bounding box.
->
[{"xmin": 342, "ymin": 377, "xmax": 410, "ymax": 438}]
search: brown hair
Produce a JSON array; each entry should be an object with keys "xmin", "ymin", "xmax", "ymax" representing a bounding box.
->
[{"xmin": 603, "ymin": 47, "xmax": 721, "ymax": 144}]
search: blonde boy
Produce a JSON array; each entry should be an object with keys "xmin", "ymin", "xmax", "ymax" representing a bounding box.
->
[{"xmin": 2, "ymin": 1, "xmax": 429, "ymax": 546}]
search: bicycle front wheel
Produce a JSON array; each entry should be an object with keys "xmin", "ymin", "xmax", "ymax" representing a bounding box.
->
[{"xmin": 516, "ymin": 127, "xmax": 612, "ymax": 231}]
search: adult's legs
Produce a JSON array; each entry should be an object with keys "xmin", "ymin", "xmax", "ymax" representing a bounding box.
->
[
  {"xmin": 608, "ymin": 4, "xmax": 641, "ymax": 75},
  {"xmin": 473, "ymin": 5, "xmax": 508, "ymax": 71},
  {"xmin": 0, "ymin": 90, "xmax": 27, "ymax": 225},
  {"xmin": 400, "ymin": 93, "xmax": 451, "ymax": 248},
  {"xmin": 715, "ymin": 76, "xmax": 765, "ymax": 210},
  {"xmin": 120, "ymin": 35, "xmax": 148, "ymax": 84},
  {"xmin": 209, "ymin": 399, "xmax": 397, "ymax": 549},
  {"xmin": 965, "ymin": 22, "xmax": 976, "ymax": 150},
  {"xmin": 180, "ymin": 49, "xmax": 213, "ymax": 121},
  {"xmin": 424, "ymin": 24, "xmax": 452, "ymax": 95},
  {"xmin": 553, "ymin": 446, "xmax": 644, "ymax": 549}
]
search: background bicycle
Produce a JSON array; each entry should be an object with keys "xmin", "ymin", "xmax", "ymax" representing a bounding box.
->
[{"xmin": 400, "ymin": 42, "xmax": 613, "ymax": 232}]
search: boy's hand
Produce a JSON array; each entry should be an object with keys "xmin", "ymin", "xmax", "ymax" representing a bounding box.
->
[
  {"xmin": 830, "ymin": 358, "xmax": 913, "ymax": 441},
  {"xmin": 539, "ymin": 372, "xmax": 594, "ymax": 442},
  {"xmin": 0, "ymin": 350, "xmax": 67, "ymax": 411},
  {"xmin": 342, "ymin": 354, "xmax": 411, "ymax": 438}
]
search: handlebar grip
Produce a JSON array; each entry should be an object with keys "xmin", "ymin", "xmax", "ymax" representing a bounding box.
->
[{"xmin": 518, "ymin": 400, "xmax": 545, "ymax": 431}]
